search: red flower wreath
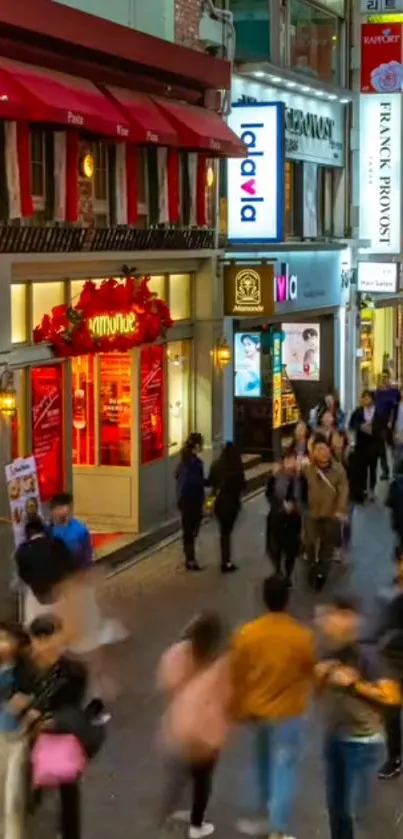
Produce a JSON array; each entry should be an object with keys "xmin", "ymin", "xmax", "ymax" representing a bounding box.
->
[{"xmin": 33, "ymin": 276, "xmax": 173, "ymax": 358}]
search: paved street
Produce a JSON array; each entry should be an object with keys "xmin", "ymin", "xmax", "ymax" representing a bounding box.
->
[{"xmin": 40, "ymin": 491, "xmax": 403, "ymax": 838}]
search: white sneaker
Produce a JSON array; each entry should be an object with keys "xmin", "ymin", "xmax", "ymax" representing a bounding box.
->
[
  {"xmin": 236, "ymin": 818, "xmax": 270, "ymax": 835},
  {"xmin": 171, "ymin": 810, "xmax": 191, "ymax": 823},
  {"xmin": 189, "ymin": 823, "xmax": 215, "ymax": 839}
]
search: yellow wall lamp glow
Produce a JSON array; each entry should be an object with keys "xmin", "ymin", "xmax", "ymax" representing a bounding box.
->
[
  {"xmin": 80, "ymin": 151, "xmax": 95, "ymax": 179},
  {"xmin": 212, "ymin": 336, "xmax": 232, "ymax": 368},
  {"xmin": 0, "ymin": 370, "xmax": 16, "ymax": 417}
]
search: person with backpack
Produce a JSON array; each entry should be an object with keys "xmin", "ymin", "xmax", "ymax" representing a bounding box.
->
[
  {"xmin": 303, "ymin": 435, "xmax": 349, "ymax": 588},
  {"xmin": 176, "ymin": 434, "xmax": 206, "ymax": 571},
  {"xmin": 207, "ymin": 443, "xmax": 246, "ymax": 573},
  {"xmin": 158, "ymin": 611, "xmax": 231, "ymax": 839}
]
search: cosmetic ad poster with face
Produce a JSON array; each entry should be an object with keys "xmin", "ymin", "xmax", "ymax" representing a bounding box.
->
[
  {"xmin": 282, "ymin": 323, "xmax": 320, "ymax": 381},
  {"xmin": 234, "ymin": 333, "xmax": 262, "ymax": 397}
]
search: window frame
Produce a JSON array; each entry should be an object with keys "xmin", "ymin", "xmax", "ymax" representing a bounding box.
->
[
  {"xmin": 30, "ymin": 128, "xmax": 46, "ymax": 212},
  {"xmin": 91, "ymin": 140, "xmax": 110, "ymax": 225},
  {"xmin": 288, "ymin": 0, "xmax": 342, "ymax": 85}
]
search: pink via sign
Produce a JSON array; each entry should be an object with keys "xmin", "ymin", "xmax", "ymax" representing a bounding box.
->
[{"xmin": 274, "ymin": 265, "xmax": 298, "ymax": 303}]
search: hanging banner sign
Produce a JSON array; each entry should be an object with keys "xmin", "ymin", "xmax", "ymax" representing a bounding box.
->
[{"xmin": 5, "ymin": 456, "xmax": 42, "ymax": 548}]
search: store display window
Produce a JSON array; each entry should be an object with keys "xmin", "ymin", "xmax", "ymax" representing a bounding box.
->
[
  {"xmin": 32, "ymin": 282, "xmax": 64, "ymax": 336},
  {"xmin": 72, "ymin": 356, "xmax": 96, "ymax": 466},
  {"xmin": 169, "ymin": 274, "xmax": 192, "ymax": 322},
  {"xmin": 167, "ymin": 341, "xmax": 192, "ymax": 455},
  {"xmin": 31, "ymin": 365, "xmax": 64, "ymax": 502},
  {"xmin": 11, "ymin": 285, "xmax": 27, "ymax": 344},
  {"xmin": 290, "ymin": 0, "xmax": 340, "ymax": 84},
  {"xmin": 99, "ymin": 354, "xmax": 131, "ymax": 466},
  {"xmin": 141, "ymin": 345, "xmax": 165, "ymax": 464},
  {"xmin": 148, "ymin": 276, "xmax": 166, "ymax": 300}
]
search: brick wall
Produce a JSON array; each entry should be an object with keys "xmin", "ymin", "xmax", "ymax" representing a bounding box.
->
[{"xmin": 175, "ymin": 0, "xmax": 203, "ymax": 49}]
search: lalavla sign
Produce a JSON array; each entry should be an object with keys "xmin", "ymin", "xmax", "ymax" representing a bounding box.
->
[{"xmin": 232, "ymin": 76, "xmax": 345, "ymax": 167}]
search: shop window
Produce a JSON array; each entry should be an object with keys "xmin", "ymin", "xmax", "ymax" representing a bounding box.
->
[
  {"xmin": 11, "ymin": 284, "xmax": 27, "ymax": 344},
  {"xmin": 91, "ymin": 141, "xmax": 109, "ymax": 225},
  {"xmin": 148, "ymin": 275, "xmax": 166, "ymax": 300},
  {"xmin": 231, "ymin": 0, "xmax": 271, "ymax": 62},
  {"xmin": 167, "ymin": 341, "xmax": 191, "ymax": 455},
  {"xmin": 99, "ymin": 354, "xmax": 131, "ymax": 467},
  {"xmin": 138, "ymin": 148, "xmax": 148, "ymax": 220},
  {"xmin": 32, "ymin": 282, "xmax": 64, "ymax": 333},
  {"xmin": 169, "ymin": 274, "xmax": 192, "ymax": 321},
  {"xmin": 285, "ymin": 162, "xmax": 303, "ymax": 238},
  {"xmin": 31, "ymin": 365, "xmax": 64, "ymax": 502},
  {"xmin": 141, "ymin": 344, "xmax": 165, "ymax": 464},
  {"xmin": 290, "ymin": 0, "xmax": 340, "ymax": 84},
  {"xmin": 206, "ymin": 161, "xmax": 216, "ymax": 228},
  {"xmin": 70, "ymin": 278, "xmax": 114, "ymax": 305},
  {"xmin": 318, "ymin": 168, "xmax": 335, "ymax": 237},
  {"xmin": 30, "ymin": 128, "xmax": 46, "ymax": 208},
  {"xmin": 72, "ymin": 356, "xmax": 96, "ymax": 466}
]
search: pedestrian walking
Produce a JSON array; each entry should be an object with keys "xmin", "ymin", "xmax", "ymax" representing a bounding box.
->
[
  {"xmin": 15, "ymin": 517, "xmax": 80, "ymax": 625},
  {"xmin": 375, "ymin": 371, "xmax": 399, "ymax": 481},
  {"xmin": 292, "ymin": 420, "xmax": 310, "ymax": 459},
  {"xmin": 265, "ymin": 449, "xmax": 304, "ymax": 586},
  {"xmin": 391, "ymin": 387, "xmax": 403, "ymax": 473},
  {"xmin": 316, "ymin": 593, "xmax": 401, "ymax": 839},
  {"xmin": 311, "ymin": 390, "xmax": 345, "ymax": 433},
  {"xmin": 158, "ymin": 611, "xmax": 231, "ymax": 839},
  {"xmin": 232, "ymin": 575, "xmax": 316, "ymax": 839},
  {"xmin": 207, "ymin": 443, "xmax": 246, "ymax": 573},
  {"xmin": 349, "ymin": 390, "xmax": 384, "ymax": 503},
  {"xmin": 176, "ymin": 434, "xmax": 206, "ymax": 571},
  {"xmin": 303, "ymin": 436, "xmax": 348, "ymax": 587},
  {"xmin": 386, "ymin": 460, "xmax": 403, "ymax": 555}
]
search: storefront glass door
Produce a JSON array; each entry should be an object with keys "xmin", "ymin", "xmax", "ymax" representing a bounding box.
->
[{"xmin": 31, "ymin": 365, "xmax": 64, "ymax": 502}]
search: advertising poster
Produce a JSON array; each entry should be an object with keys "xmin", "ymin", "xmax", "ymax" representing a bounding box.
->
[
  {"xmin": 5, "ymin": 456, "xmax": 41, "ymax": 548},
  {"xmin": 141, "ymin": 345, "xmax": 164, "ymax": 464},
  {"xmin": 234, "ymin": 333, "xmax": 262, "ymax": 397},
  {"xmin": 361, "ymin": 23, "xmax": 403, "ymax": 92},
  {"xmin": 282, "ymin": 323, "xmax": 320, "ymax": 381},
  {"xmin": 32, "ymin": 365, "xmax": 64, "ymax": 502},
  {"xmin": 272, "ymin": 332, "xmax": 282, "ymax": 430},
  {"xmin": 303, "ymin": 163, "xmax": 318, "ymax": 237}
]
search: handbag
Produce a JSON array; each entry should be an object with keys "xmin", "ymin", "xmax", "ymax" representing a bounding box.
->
[{"xmin": 31, "ymin": 732, "xmax": 87, "ymax": 787}]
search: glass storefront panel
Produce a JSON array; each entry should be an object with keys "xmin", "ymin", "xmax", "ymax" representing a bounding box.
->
[
  {"xmin": 72, "ymin": 356, "xmax": 96, "ymax": 466},
  {"xmin": 148, "ymin": 275, "xmax": 166, "ymax": 299},
  {"xmin": 231, "ymin": 0, "xmax": 271, "ymax": 62},
  {"xmin": 11, "ymin": 370, "xmax": 27, "ymax": 460},
  {"xmin": 167, "ymin": 341, "xmax": 191, "ymax": 455},
  {"xmin": 99, "ymin": 354, "xmax": 131, "ymax": 467},
  {"xmin": 31, "ymin": 365, "xmax": 64, "ymax": 502},
  {"xmin": 290, "ymin": 0, "xmax": 340, "ymax": 84},
  {"xmin": 169, "ymin": 274, "xmax": 191, "ymax": 321},
  {"xmin": 11, "ymin": 285, "xmax": 27, "ymax": 344},
  {"xmin": 70, "ymin": 279, "xmax": 103, "ymax": 305},
  {"xmin": 32, "ymin": 282, "xmax": 64, "ymax": 333},
  {"xmin": 141, "ymin": 344, "xmax": 165, "ymax": 464}
]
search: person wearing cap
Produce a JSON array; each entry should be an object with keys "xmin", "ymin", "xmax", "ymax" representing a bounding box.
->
[{"xmin": 316, "ymin": 594, "xmax": 401, "ymax": 839}]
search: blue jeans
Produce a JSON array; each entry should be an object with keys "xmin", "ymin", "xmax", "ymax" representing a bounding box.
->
[
  {"xmin": 324, "ymin": 736, "xmax": 382, "ymax": 839},
  {"xmin": 252, "ymin": 717, "xmax": 304, "ymax": 834}
]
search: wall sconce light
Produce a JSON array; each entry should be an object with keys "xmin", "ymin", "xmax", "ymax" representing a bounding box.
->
[
  {"xmin": 207, "ymin": 165, "xmax": 215, "ymax": 188},
  {"xmin": 0, "ymin": 371, "xmax": 16, "ymax": 417},
  {"xmin": 80, "ymin": 150, "xmax": 95, "ymax": 179},
  {"xmin": 215, "ymin": 336, "xmax": 232, "ymax": 368}
]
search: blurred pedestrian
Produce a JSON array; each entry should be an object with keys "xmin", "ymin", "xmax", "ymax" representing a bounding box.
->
[
  {"xmin": 158, "ymin": 611, "xmax": 231, "ymax": 839},
  {"xmin": 232, "ymin": 576, "xmax": 315, "ymax": 838},
  {"xmin": 303, "ymin": 436, "xmax": 348, "ymax": 588},
  {"xmin": 386, "ymin": 460, "xmax": 403, "ymax": 556},
  {"xmin": 349, "ymin": 390, "xmax": 384, "ymax": 503},
  {"xmin": 208, "ymin": 443, "xmax": 246, "ymax": 573},
  {"xmin": 375, "ymin": 371, "xmax": 399, "ymax": 481},
  {"xmin": 49, "ymin": 493, "xmax": 92, "ymax": 571},
  {"xmin": 316, "ymin": 594, "xmax": 401, "ymax": 839},
  {"xmin": 391, "ymin": 387, "xmax": 403, "ymax": 473},
  {"xmin": 265, "ymin": 449, "xmax": 305, "ymax": 586},
  {"xmin": 176, "ymin": 434, "xmax": 206, "ymax": 571},
  {"xmin": 292, "ymin": 420, "xmax": 310, "ymax": 459}
]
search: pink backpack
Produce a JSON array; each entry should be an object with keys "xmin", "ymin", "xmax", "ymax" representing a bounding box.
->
[{"xmin": 32, "ymin": 733, "xmax": 87, "ymax": 787}]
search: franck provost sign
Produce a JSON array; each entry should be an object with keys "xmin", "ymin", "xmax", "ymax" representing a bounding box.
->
[
  {"xmin": 227, "ymin": 102, "xmax": 285, "ymax": 243},
  {"xmin": 359, "ymin": 94, "xmax": 401, "ymax": 254},
  {"xmin": 232, "ymin": 76, "xmax": 345, "ymax": 167}
]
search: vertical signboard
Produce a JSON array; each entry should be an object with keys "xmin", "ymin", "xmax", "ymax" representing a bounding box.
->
[
  {"xmin": 272, "ymin": 333, "xmax": 282, "ymax": 430},
  {"xmin": 359, "ymin": 94, "xmax": 401, "ymax": 253},
  {"xmin": 227, "ymin": 103, "xmax": 285, "ymax": 243},
  {"xmin": 361, "ymin": 23, "xmax": 403, "ymax": 92}
]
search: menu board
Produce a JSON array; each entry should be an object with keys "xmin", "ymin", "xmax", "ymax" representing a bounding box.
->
[
  {"xmin": 141, "ymin": 345, "xmax": 164, "ymax": 464},
  {"xmin": 5, "ymin": 455, "xmax": 42, "ymax": 547},
  {"xmin": 32, "ymin": 365, "xmax": 64, "ymax": 502}
]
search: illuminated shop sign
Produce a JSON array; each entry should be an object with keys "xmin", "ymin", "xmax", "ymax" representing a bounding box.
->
[
  {"xmin": 361, "ymin": 0, "xmax": 403, "ymax": 14},
  {"xmin": 88, "ymin": 312, "xmax": 136, "ymax": 339},
  {"xmin": 227, "ymin": 102, "xmax": 285, "ymax": 243},
  {"xmin": 274, "ymin": 265, "xmax": 298, "ymax": 303},
  {"xmin": 359, "ymin": 94, "xmax": 401, "ymax": 254},
  {"xmin": 357, "ymin": 262, "xmax": 398, "ymax": 292}
]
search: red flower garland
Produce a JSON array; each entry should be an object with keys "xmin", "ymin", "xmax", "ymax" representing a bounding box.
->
[{"xmin": 33, "ymin": 276, "xmax": 173, "ymax": 358}]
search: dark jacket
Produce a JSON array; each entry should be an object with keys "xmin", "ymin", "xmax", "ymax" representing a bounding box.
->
[
  {"xmin": 176, "ymin": 455, "xmax": 205, "ymax": 510},
  {"xmin": 391, "ymin": 400, "xmax": 403, "ymax": 433},
  {"xmin": 349, "ymin": 406, "xmax": 384, "ymax": 454},
  {"xmin": 29, "ymin": 656, "xmax": 87, "ymax": 718},
  {"xmin": 387, "ymin": 475, "xmax": 403, "ymax": 540},
  {"xmin": 208, "ymin": 457, "xmax": 246, "ymax": 509},
  {"xmin": 15, "ymin": 535, "xmax": 81, "ymax": 603},
  {"xmin": 265, "ymin": 470, "xmax": 304, "ymax": 555}
]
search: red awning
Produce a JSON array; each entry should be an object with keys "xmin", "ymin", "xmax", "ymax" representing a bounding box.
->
[
  {"xmin": 0, "ymin": 68, "xmax": 36, "ymax": 121},
  {"xmin": 153, "ymin": 98, "xmax": 247, "ymax": 157},
  {"xmin": 103, "ymin": 86, "xmax": 177, "ymax": 147},
  {"xmin": 0, "ymin": 59, "xmax": 130, "ymax": 139}
]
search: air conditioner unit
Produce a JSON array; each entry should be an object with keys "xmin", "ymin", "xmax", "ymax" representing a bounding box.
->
[{"xmin": 199, "ymin": 11, "xmax": 225, "ymax": 49}]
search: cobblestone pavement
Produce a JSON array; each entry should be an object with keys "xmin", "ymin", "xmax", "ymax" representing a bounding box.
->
[{"xmin": 40, "ymin": 491, "xmax": 403, "ymax": 838}]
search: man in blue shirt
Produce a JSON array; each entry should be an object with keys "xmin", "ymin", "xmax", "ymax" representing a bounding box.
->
[
  {"xmin": 375, "ymin": 371, "xmax": 399, "ymax": 480},
  {"xmin": 50, "ymin": 492, "xmax": 93, "ymax": 569}
]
